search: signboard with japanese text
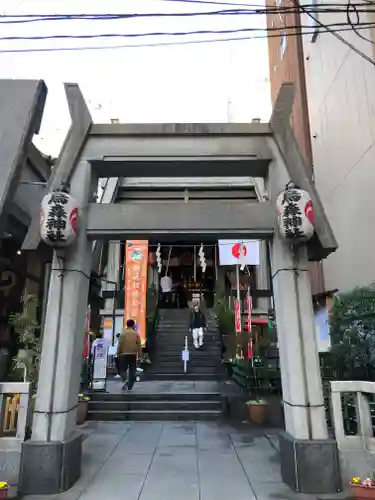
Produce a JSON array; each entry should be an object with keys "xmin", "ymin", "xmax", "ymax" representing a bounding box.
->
[
  {"xmin": 234, "ymin": 299, "xmax": 242, "ymax": 333},
  {"xmin": 92, "ymin": 339, "xmax": 109, "ymax": 390},
  {"xmin": 124, "ymin": 240, "xmax": 148, "ymax": 346}
]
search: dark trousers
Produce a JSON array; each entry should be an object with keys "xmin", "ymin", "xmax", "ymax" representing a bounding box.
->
[
  {"xmin": 119, "ymin": 354, "xmax": 137, "ymax": 390},
  {"xmin": 114, "ymin": 356, "xmax": 120, "ymax": 374},
  {"xmin": 161, "ymin": 291, "xmax": 172, "ymax": 308}
]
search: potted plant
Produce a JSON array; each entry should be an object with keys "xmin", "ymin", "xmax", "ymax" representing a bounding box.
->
[
  {"xmin": 0, "ymin": 482, "xmax": 8, "ymax": 499},
  {"xmin": 9, "ymin": 293, "xmax": 41, "ymax": 386},
  {"xmin": 330, "ymin": 286, "xmax": 375, "ymax": 381},
  {"xmin": 351, "ymin": 475, "xmax": 375, "ymax": 499},
  {"xmin": 77, "ymin": 394, "xmax": 90, "ymax": 425},
  {"xmin": 245, "ymin": 398, "xmax": 268, "ymax": 425}
]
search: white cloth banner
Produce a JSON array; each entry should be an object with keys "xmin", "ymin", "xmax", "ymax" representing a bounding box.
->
[{"xmin": 218, "ymin": 240, "xmax": 260, "ymax": 266}]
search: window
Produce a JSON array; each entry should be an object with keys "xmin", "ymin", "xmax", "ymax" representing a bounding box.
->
[{"xmin": 280, "ymin": 31, "xmax": 287, "ymax": 58}]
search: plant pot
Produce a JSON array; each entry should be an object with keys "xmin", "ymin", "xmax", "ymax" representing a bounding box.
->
[
  {"xmin": 351, "ymin": 485, "xmax": 375, "ymax": 500},
  {"xmin": 0, "ymin": 483, "xmax": 8, "ymax": 498},
  {"xmin": 246, "ymin": 402, "xmax": 268, "ymax": 425},
  {"xmin": 76, "ymin": 401, "xmax": 88, "ymax": 425}
]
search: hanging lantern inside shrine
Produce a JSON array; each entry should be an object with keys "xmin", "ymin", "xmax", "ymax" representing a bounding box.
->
[
  {"xmin": 276, "ymin": 185, "xmax": 314, "ymax": 243},
  {"xmin": 40, "ymin": 189, "xmax": 79, "ymax": 248}
]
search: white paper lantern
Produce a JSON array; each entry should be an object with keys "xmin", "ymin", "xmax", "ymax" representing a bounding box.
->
[
  {"xmin": 276, "ymin": 187, "xmax": 314, "ymax": 243},
  {"xmin": 40, "ymin": 190, "xmax": 79, "ymax": 248}
]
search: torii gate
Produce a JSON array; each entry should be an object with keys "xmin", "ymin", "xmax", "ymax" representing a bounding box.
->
[{"xmin": 4, "ymin": 80, "xmax": 340, "ymax": 495}]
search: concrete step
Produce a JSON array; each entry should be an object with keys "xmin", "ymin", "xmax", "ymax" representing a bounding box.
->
[
  {"xmin": 154, "ymin": 350, "xmax": 221, "ymax": 357},
  {"xmin": 156, "ymin": 338, "xmax": 220, "ymax": 344},
  {"xmin": 89, "ymin": 400, "xmax": 222, "ymax": 412},
  {"xmin": 147, "ymin": 368, "xmax": 223, "ymax": 375},
  {"xmin": 152, "ymin": 351, "xmax": 221, "ymax": 365},
  {"xmin": 89, "ymin": 392, "xmax": 221, "ymax": 402},
  {"xmin": 156, "ymin": 324, "xmax": 217, "ymax": 329},
  {"xmin": 145, "ymin": 373, "xmax": 226, "ymax": 381},
  {"xmin": 87, "ymin": 409, "xmax": 222, "ymax": 421},
  {"xmin": 151, "ymin": 361, "xmax": 221, "ymax": 369}
]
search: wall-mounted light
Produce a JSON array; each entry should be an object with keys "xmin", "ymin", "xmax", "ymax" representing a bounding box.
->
[{"xmin": 17, "ymin": 250, "xmax": 22, "ymax": 255}]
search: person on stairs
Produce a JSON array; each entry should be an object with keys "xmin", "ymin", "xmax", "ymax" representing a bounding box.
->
[
  {"xmin": 117, "ymin": 319, "xmax": 142, "ymax": 391},
  {"xmin": 189, "ymin": 302, "xmax": 206, "ymax": 349}
]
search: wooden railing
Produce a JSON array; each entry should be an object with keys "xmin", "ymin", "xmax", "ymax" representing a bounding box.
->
[{"xmin": 0, "ymin": 382, "xmax": 32, "ymax": 450}]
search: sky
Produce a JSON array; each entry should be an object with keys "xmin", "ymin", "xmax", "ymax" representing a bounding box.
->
[{"xmin": 0, "ymin": 0, "xmax": 272, "ymax": 157}]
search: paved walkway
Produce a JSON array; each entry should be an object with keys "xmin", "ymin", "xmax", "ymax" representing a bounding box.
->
[{"xmin": 26, "ymin": 421, "xmax": 309, "ymax": 500}]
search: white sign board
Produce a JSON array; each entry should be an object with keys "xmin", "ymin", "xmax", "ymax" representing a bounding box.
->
[
  {"xmin": 218, "ymin": 240, "xmax": 260, "ymax": 266},
  {"xmin": 182, "ymin": 350, "xmax": 190, "ymax": 362},
  {"xmin": 92, "ymin": 339, "xmax": 109, "ymax": 390}
]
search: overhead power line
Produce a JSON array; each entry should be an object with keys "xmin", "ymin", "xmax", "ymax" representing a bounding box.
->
[
  {"xmin": 162, "ymin": 0, "xmax": 268, "ymax": 6},
  {"xmin": 346, "ymin": 0, "xmax": 375, "ymax": 45},
  {"xmin": 0, "ymin": 23, "xmax": 373, "ymax": 54},
  {"xmin": 292, "ymin": 0, "xmax": 375, "ymax": 66},
  {"xmin": 0, "ymin": 19, "xmax": 374, "ymax": 42},
  {"xmin": 1, "ymin": 4, "xmax": 375, "ymax": 23}
]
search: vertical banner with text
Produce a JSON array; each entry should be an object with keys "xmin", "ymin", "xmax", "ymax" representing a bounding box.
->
[{"xmin": 124, "ymin": 240, "xmax": 148, "ymax": 346}]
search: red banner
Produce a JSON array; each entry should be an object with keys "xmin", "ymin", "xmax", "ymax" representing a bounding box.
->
[
  {"xmin": 234, "ymin": 299, "xmax": 242, "ymax": 333},
  {"xmin": 124, "ymin": 240, "xmax": 148, "ymax": 346},
  {"xmin": 248, "ymin": 339, "xmax": 254, "ymax": 360},
  {"xmin": 246, "ymin": 295, "xmax": 252, "ymax": 333}
]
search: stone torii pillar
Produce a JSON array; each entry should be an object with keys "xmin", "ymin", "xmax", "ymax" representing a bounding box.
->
[
  {"xmin": 19, "ymin": 160, "xmax": 94, "ymax": 495},
  {"xmin": 267, "ymin": 84, "xmax": 340, "ymax": 495}
]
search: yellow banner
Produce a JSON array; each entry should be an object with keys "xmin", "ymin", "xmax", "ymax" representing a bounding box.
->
[{"xmin": 124, "ymin": 240, "xmax": 148, "ymax": 346}]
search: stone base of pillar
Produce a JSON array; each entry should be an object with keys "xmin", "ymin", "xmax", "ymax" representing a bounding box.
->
[
  {"xmin": 279, "ymin": 432, "xmax": 341, "ymax": 494},
  {"xmin": 19, "ymin": 432, "xmax": 82, "ymax": 495}
]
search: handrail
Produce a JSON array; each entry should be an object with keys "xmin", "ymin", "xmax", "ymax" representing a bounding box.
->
[{"xmin": 330, "ymin": 380, "xmax": 375, "ymax": 483}]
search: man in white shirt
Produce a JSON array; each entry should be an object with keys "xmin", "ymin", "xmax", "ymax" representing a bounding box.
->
[{"xmin": 160, "ymin": 274, "xmax": 173, "ymax": 307}]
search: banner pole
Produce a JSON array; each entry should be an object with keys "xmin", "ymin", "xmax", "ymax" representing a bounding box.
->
[{"xmin": 236, "ymin": 264, "xmax": 240, "ymax": 301}]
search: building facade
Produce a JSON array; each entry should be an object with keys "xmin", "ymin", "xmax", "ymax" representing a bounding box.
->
[
  {"xmin": 266, "ymin": 2, "xmax": 325, "ymax": 296},
  {"xmin": 300, "ymin": 5, "xmax": 375, "ymax": 292}
]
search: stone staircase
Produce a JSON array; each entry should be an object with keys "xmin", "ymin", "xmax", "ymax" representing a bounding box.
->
[
  {"xmin": 87, "ymin": 309, "xmax": 226, "ymax": 421},
  {"xmin": 146, "ymin": 309, "xmax": 225, "ymax": 381},
  {"xmin": 88, "ymin": 390, "xmax": 223, "ymax": 421}
]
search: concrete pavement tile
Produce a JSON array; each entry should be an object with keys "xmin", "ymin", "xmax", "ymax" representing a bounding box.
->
[
  {"xmin": 158, "ymin": 423, "xmax": 196, "ymax": 447},
  {"xmin": 122, "ymin": 421, "xmax": 163, "ymax": 443},
  {"xmin": 199, "ymin": 477, "xmax": 256, "ymax": 500},
  {"xmin": 198, "ymin": 449, "xmax": 250, "ymax": 477},
  {"xmin": 79, "ymin": 473, "xmax": 145, "ymax": 500},
  {"xmin": 196, "ymin": 423, "xmax": 233, "ymax": 452},
  {"xmin": 24, "ymin": 492, "xmax": 82, "ymax": 500},
  {"xmin": 234, "ymin": 444, "xmax": 282, "ymax": 482},
  {"xmin": 147, "ymin": 449, "xmax": 198, "ymax": 478},
  {"xmin": 249, "ymin": 480, "xmax": 315, "ymax": 500},
  {"xmin": 115, "ymin": 442, "xmax": 159, "ymax": 454},
  {"xmin": 83, "ymin": 421, "xmax": 132, "ymax": 435},
  {"xmin": 155, "ymin": 445, "xmax": 197, "ymax": 458},
  {"xmin": 198, "ymin": 455, "xmax": 256, "ymax": 500},
  {"xmin": 101, "ymin": 453, "xmax": 153, "ymax": 475},
  {"xmin": 139, "ymin": 476, "xmax": 200, "ymax": 500}
]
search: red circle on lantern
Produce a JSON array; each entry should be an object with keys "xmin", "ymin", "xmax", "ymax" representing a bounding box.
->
[{"xmin": 231, "ymin": 242, "xmax": 247, "ymax": 260}]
